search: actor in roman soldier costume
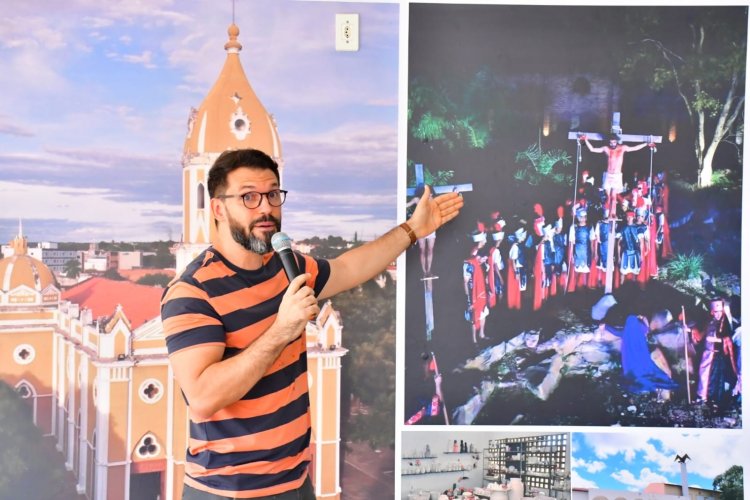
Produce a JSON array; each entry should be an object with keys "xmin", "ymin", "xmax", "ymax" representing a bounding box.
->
[
  {"xmin": 552, "ymin": 213, "xmax": 568, "ymax": 290},
  {"xmin": 463, "ymin": 229, "xmax": 489, "ymax": 343},
  {"xmin": 618, "ymin": 210, "xmax": 643, "ymax": 283},
  {"xmin": 507, "ymin": 223, "xmax": 531, "ymax": 310},
  {"xmin": 567, "ymin": 207, "xmax": 594, "ymax": 292},
  {"xmin": 532, "ymin": 203, "xmax": 545, "ymax": 240},
  {"xmin": 695, "ymin": 298, "xmax": 739, "ymax": 408},
  {"xmin": 651, "ymin": 170, "xmax": 670, "ymax": 216},
  {"xmin": 592, "ymin": 210, "xmax": 614, "ymax": 289},
  {"xmin": 487, "ymin": 218, "xmax": 505, "ymax": 309},
  {"xmin": 635, "ymin": 207, "xmax": 652, "ymax": 288},
  {"xmin": 534, "ymin": 224, "xmax": 558, "ymax": 310},
  {"xmin": 654, "ymin": 205, "xmax": 673, "ymax": 259}
]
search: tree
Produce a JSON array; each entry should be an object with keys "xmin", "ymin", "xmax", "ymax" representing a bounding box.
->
[
  {"xmin": 514, "ymin": 143, "xmax": 573, "ymax": 186},
  {"xmin": 136, "ymin": 273, "xmax": 172, "ymax": 287},
  {"xmin": 63, "ymin": 259, "xmax": 81, "ymax": 279},
  {"xmin": 0, "ymin": 382, "xmax": 80, "ymax": 499},
  {"xmin": 713, "ymin": 465, "xmax": 743, "ymax": 500},
  {"xmin": 622, "ymin": 8, "xmax": 746, "ymax": 187},
  {"xmin": 103, "ymin": 268, "xmax": 126, "ymax": 280}
]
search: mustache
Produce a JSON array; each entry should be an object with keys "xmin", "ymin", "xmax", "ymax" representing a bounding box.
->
[{"xmin": 249, "ymin": 214, "xmax": 281, "ymax": 230}]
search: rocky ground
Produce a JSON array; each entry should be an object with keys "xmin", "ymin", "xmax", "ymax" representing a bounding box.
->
[{"xmin": 406, "ymin": 269, "xmax": 742, "ymax": 429}]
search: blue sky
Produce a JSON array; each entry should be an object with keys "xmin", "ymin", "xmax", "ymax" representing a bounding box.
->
[
  {"xmin": 0, "ymin": 0, "xmax": 399, "ymax": 242},
  {"xmin": 572, "ymin": 431, "xmax": 748, "ymax": 493}
]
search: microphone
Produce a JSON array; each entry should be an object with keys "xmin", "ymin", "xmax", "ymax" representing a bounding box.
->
[{"xmin": 271, "ymin": 232, "xmax": 300, "ymax": 283}]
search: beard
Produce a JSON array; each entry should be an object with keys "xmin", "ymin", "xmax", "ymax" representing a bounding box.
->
[{"xmin": 228, "ymin": 213, "xmax": 282, "ymax": 255}]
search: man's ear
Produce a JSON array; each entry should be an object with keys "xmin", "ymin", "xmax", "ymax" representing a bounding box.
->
[{"xmin": 211, "ymin": 198, "xmax": 226, "ymax": 224}]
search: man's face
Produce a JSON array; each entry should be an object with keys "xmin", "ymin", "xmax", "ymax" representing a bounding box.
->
[
  {"xmin": 221, "ymin": 167, "xmax": 282, "ymax": 254},
  {"xmin": 609, "ymin": 139, "xmax": 618, "ymax": 149},
  {"xmin": 710, "ymin": 300, "xmax": 724, "ymax": 320}
]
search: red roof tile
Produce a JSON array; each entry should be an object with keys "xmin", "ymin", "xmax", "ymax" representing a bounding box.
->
[{"xmin": 62, "ymin": 277, "xmax": 163, "ymax": 329}]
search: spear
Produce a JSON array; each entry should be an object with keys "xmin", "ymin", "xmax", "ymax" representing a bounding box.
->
[
  {"xmin": 431, "ymin": 351, "xmax": 451, "ymax": 425},
  {"xmin": 681, "ymin": 306, "xmax": 692, "ymax": 404}
]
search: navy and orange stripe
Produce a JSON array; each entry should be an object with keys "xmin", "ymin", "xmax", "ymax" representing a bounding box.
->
[{"xmin": 161, "ymin": 247, "xmax": 329, "ymax": 498}]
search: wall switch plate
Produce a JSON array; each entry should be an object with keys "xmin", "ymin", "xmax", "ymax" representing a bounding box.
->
[{"xmin": 335, "ymin": 13, "xmax": 359, "ymax": 52}]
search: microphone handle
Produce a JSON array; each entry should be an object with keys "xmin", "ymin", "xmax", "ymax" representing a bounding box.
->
[{"xmin": 278, "ymin": 249, "xmax": 301, "ymax": 282}]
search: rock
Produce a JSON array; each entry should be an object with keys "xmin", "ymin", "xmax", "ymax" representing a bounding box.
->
[
  {"xmin": 627, "ymin": 405, "xmax": 637, "ymax": 412},
  {"xmin": 528, "ymin": 355, "xmax": 565, "ymax": 401}
]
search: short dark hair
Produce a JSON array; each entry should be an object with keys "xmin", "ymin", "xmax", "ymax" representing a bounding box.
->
[{"xmin": 207, "ymin": 149, "xmax": 280, "ymax": 198}]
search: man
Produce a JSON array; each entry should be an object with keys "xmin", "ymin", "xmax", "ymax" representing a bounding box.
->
[
  {"xmin": 486, "ymin": 217, "xmax": 505, "ymax": 310},
  {"xmin": 617, "ymin": 211, "xmax": 643, "ymax": 284},
  {"xmin": 581, "ymin": 133, "xmax": 652, "ymax": 217},
  {"xmin": 464, "ymin": 228, "xmax": 489, "ymax": 344},
  {"xmin": 161, "ymin": 149, "xmax": 462, "ymax": 499},
  {"xmin": 566, "ymin": 208, "xmax": 594, "ymax": 292},
  {"xmin": 507, "ymin": 224, "xmax": 532, "ymax": 310},
  {"xmin": 598, "ymin": 311, "xmax": 678, "ymax": 394},
  {"xmin": 695, "ymin": 298, "xmax": 739, "ymax": 408}
]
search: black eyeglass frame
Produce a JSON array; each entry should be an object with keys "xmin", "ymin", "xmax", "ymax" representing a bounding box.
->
[{"xmin": 215, "ymin": 189, "xmax": 288, "ymax": 209}]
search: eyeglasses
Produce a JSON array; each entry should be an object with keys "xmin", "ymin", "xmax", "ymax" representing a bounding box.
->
[{"xmin": 216, "ymin": 189, "xmax": 288, "ymax": 209}]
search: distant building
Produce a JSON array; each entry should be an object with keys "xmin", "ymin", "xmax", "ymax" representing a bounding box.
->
[
  {"xmin": 1, "ymin": 239, "xmax": 83, "ymax": 274},
  {"xmin": 573, "ymin": 483, "xmax": 720, "ymax": 500},
  {"xmin": 117, "ymin": 251, "xmax": 143, "ymax": 270}
]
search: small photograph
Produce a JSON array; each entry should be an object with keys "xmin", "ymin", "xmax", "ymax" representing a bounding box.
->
[
  {"xmin": 402, "ymin": 430, "xmax": 570, "ymax": 500},
  {"xmin": 571, "ymin": 431, "xmax": 745, "ymax": 500}
]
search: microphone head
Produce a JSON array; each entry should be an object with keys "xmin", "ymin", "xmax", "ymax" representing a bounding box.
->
[{"xmin": 271, "ymin": 232, "xmax": 292, "ymax": 252}]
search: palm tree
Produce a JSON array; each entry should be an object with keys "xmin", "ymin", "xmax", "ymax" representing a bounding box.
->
[{"xmin": 63, "ymin": 259, "xmax": 81, "ymax": 279}]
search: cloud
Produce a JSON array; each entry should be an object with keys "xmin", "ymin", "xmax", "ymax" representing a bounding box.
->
[
  {"xmin": 571, "ymin": 469, "xmax": 599, "ymax": 490},
  {"xmin": 0, "ymin": 115, "xmax": 34, "ymax": 137},
  {"xmin": 283, "ymin": 122, "xmax": 397, "ymax": 175},
  {"xmin": 580, "ymin": 432, "xmax": 749, "ymax": 481},
  {"xmin": 106, "ymin": 49, "xmax": 157, "ymax": 69},
  {"xmin": 611, "ymin": 467, "xmax": 670, "ymax": 491},
  {"xmin": 572, "ymin": 456, "xmax": 606, "ymax": 474},
  {"xmin": 0, "ymin": 180, "xmax": 180, "ymax": 242}
]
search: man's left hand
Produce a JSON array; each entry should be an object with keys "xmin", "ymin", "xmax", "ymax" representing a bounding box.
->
[{"xmin": 408, "ymin": 185, "xmax": 464, "ymax": 238}]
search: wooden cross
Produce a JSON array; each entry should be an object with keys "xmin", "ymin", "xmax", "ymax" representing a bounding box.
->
[
  {"xmin": 408, "ymin": 163, "xmax": 473, "ymax": 341},
  {"xmin": 568, "ymin": 112, "xmax": 662, "ymax": 294}
]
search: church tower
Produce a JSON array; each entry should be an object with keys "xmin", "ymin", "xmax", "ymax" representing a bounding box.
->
[{"xmin": 176, "ymin": 22, "xmax": 284, "ymax": 274}]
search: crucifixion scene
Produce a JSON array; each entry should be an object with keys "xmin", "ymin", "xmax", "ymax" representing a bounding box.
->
[{"xmin": 404, "ymin": 4, "xmax": 744, "ymax": 428}]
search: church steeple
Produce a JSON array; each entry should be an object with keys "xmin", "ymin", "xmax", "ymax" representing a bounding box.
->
[
  {"xmin": 182, "ymin": 22, "xmax": 283, "ymax": 162},
  {"xmin": 177, "ymin": 20, "xmax": 284, "ymax": 272}
]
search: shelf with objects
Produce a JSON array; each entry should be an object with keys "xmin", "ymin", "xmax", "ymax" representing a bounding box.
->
[{"xmin": 483, "ymin": 433, "xmax": 570, "ymax": 500}]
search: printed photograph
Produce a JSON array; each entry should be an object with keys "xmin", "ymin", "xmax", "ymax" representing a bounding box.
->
[
  {"xmin": 0, "ymin": 1, "xmax": 398, "ymax": 499},
  {"xmin": 571, "ymin": 431, "xmax": 745, "ymax": 500},
  {"xmin": 404, "ymin": 4, "xmax": 744, "ymax": 428},
  {"xmin": 402, "ymin": 430, "xmax": 570, "ymax": 500}
]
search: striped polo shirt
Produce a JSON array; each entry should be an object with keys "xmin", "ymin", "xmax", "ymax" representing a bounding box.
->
[{"xmin": 161, "ymin": 247, "xmax": 330, "ymax": 498}]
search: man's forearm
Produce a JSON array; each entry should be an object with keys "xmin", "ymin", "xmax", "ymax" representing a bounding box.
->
[
  {"xmin": 321, "ymin": 224, "xmax": 410, "ymax": 299},
  {"xmin": 185, "ymin": 327, "xmax": 290, "ymax": 419}
]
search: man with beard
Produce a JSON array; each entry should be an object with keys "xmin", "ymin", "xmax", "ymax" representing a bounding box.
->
[
  {"xmin": 582, "ymin": 133, "xmax": 652, "ymax": 217},
  {"xmin": 695, "ymin": 297, "xmax": 739, "ymax": 409},
  {"xmin": 161, "ymin": 149, "xmax": 463, "ymax": 499}
]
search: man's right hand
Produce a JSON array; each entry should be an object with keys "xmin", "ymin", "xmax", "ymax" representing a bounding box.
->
[{"xmin": 274, "ymin": 273, "xmax": 319, "ymax": 343}]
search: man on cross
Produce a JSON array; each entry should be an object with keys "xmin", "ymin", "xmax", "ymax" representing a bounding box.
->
[{"xmin": 581, "ymin": 133, "xmax": 654, "ymax": 217}]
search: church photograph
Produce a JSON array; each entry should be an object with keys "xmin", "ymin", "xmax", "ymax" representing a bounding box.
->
[{"xmin": 0, "ymin": 1, "xmax": 399, "ymax": 499}]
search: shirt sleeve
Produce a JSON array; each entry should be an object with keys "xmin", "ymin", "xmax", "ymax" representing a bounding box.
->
[
  {"xmin": 161, "ymin": 280, "xmax": 226, "ymax": 355},
  {"xmin": 298, "ymin": 253, "xmax": 330, "ymax": 297}
]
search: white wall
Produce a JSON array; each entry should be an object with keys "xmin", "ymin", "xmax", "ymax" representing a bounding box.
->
[{"xmin": 400, "ymin": 431, "xmax": 555, "ymax": 500}]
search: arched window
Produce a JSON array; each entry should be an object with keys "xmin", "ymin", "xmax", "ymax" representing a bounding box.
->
[{"xmin": 197, "ymin": 183, "xmax": 205, "ymax": 209}]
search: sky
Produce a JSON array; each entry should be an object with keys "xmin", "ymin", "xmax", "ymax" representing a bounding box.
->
[
  {"xmin": 0, "ymin": 0, "xmax": 399, "ymax": 243},
  {"xmin": 571, "ymin": 431, "xmax": 748, "ymax": 493}
]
